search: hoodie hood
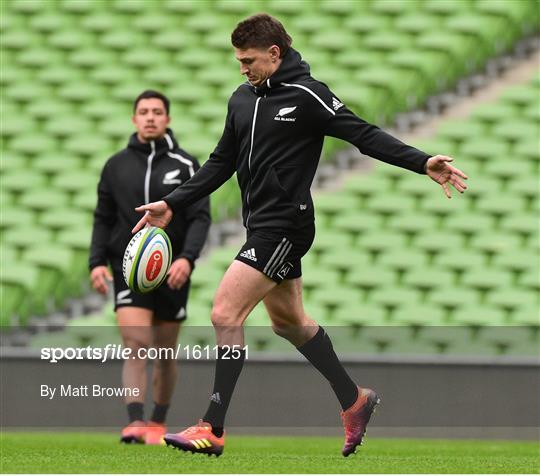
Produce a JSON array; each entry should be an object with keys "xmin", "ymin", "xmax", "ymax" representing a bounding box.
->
[
  {"xmin": 127, "ymin": 128, "xmax": 179, "ymax": 157},
  {"xmin": 252, "ymin": 48, "xmax": 312, "ymax": 95}
]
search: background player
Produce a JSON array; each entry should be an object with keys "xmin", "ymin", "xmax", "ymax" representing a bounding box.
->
[
  {"xmin": 89, "ymin": 90, "xmax": 211, "ymax": 444},
  {"xmin": 132, "ymin": 15, "xmax": 468, "ymax": 456}
]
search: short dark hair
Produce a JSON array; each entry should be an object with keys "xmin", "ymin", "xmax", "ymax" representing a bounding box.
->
[
  {"xmin": 133, "ymin": 89, "xmax": 170, "ymax": 115},
  {"xmin": 231, "ymin": 13, "xmax": 292, "ymax": 58}
]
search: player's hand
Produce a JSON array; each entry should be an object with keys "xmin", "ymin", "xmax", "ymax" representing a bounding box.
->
[
  {"xmin": 90, "ymin": 266, "xmax": 112, "ymax": 295},
  {"xmin": 132, "ymin": 200, "xmax": 173, "ymax": 233},
  {"xmin": 426, "ymin": 155, "xmax": 468, "ymax": 199},
  {"xmin": 167, "ymin": 258, "xmax": 192, "ymax": 290}
]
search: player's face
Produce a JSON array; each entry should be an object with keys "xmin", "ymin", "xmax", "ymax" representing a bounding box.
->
[
  {"xmin": 132, "ymin": 98, "xmax": 170, "ymax": 142},
  {"xmin": 235, "ymin": 46, "xmax": 280, "ymax": 87}
]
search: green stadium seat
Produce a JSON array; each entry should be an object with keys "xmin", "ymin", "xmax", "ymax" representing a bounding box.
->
[
  {"xmin": 367, "ymin": 195, "xmax": 415, "ymax": 220},
  {"xmin": 314, "ymin": 194, "xmax": 359, "ymax": 223},
  {"xmin": 359, "ymin": 231, "xmax": 407, "ymax": 257},
  {"xmin": 0, "ymin": 208, "xmax": 37, "ymax": 231},
  {"xmin": 475, "ymin": 196, "xmax": 526, "ymax": 222},
  {"xmin": 435, "ymin": 250, "xmax": 487, "ymax": 277},
  {"xmin": 70, "ymin": 48, "xmax": 117, "ymax": 69},
  {"xmin": 388, "ymin": 212, "xmax": 437, "ymax": 237},
  {"xmin": 29, "ymin": 12, "xmax": 65, "ymax": 33},
  {"xmin": 500, "ymin": 85, "xmax": 539, "ymax": 108},
  {"xmin": 470, "ymin": 103, "xmax": 519, "ymax": 125},
  {"xmin": 437, "ymin": 121, "xmax": 486, "ymax": 144},
  {"xmin": 3, "ymin": 226, "xmax": 52, "ymax": 259},
  {"xmin": 111, "ymin": 0, "xmax": 149, "ymax": 14},
  {"xmin": 492, "ymin": 120, "xmax": 539, "ymax": 145},
  {"xmin": 346, "ymin": 267, "xmax": 396, "ymax": 295},
  {"xmin": 444, "ymin": 213, "xmax": 493, "ymax": 241},
  {"xmin": 19, "ymin": 189, "xmax": 70, "ymax": 213},
  {"xmin": 332, "ymin": 304, "xmax": 386, "ymax": 327},
  {"xmin": 17, "ymin": 48, "xmax": 62, "ymax": 68},
  {"xmin": 487, "ymin": 290, "xmax": 539, "ymax": 315},
  {"xmin": 508, "ymin": 306, "xmax": 540, "ymax": 328},
  {"xmin": 1, "ymin": 117, "xmax": 33, "ymax": 139},
  {"xmin": 152, "ymin": 30, "xmax": 196, "ymax": 52},
  {"xmin": 5, "ymin": 81, "xmax": 51, "ymax": 104},
  {"xmin": 452, "ymin": 305, "xmax": 506, "ymax": 327},
  {"xmin": 421, "ymin": 326, "xmax": 474, "ymax": 353},
  {"xmin": 479, "ymin": 327, "xmax": 537, "ymax": 357},
  {"xmin": 2, "ymin": 169, "xmax": 48, "ymax": 194},
  {"xmin": 291, "ymin": 15, "xmax": 335, "ymax": 35},
  {"xmin": 310, "ymin": 287, "xmax": 362, "ymax": 313},
  {"xmin": 310, "ymin": 230, "xmax": 352, "ymax": 256},
  {"xmin": 39, "ymin": 208, "xmax": 91, "ymax": 232},
  {"xmin": 371, "ymin": 0, "xmax": 415, "ymax": 16},
  {"xmin": 63, "ymin": 134, "xmax": 114, "ymax": 158},
  {"xmin": 79, "ymin": 13, "xmax": 116, "ymax": 33},
  {"xmin": 413, "ymin": 231, "xmax": 463, "ymax": 258},
  {"xmin": 343, "ymin": 15, "xmax": 391, "ymax": 35},
  {"xmin": 11, "ymin": 0, "xmax": 47, "ymax": 14},
  {"xmin": 301, "ymin": 268, "xmax": 341, "ymax": 294},
  {"xmin": 500, "ymin": 213, "xmax": 538, "ymax": 244},
  {"xmin": 1, "ymin": 29, "xmax": 38, "ymax": 51},
  {"xmin": 369, "ymin": 287, "xmax": 423, "ymax": 316},
  {"xmin": 403, "ymin": 269, "xmax": 455, "ymax": 295},
  {"xmin": 461, "ymin": 268, "xmax": 511, "ymax": 299},
  {"xmin": 33, "ymin": 154, "xmax": 83, "ymax": 176},
  {"xmin": 186, "ymin": 14, "xmax": 223, "ymax": 33},
  {"xmin": 395, "ymin": 13, "xmax": 442, "ymax": 35},
  {"xmin": 523, "ymin": 104, "xmax": 540, "ymax": 123},
  {"xmin": 429, "ymin": 287, "xmax": 479, "ymax": 314},
  {"xmin": 459, "ymin": 138, "xmax": 510, "ymax": 167},
  {"xmin": 519, "ymin": 269, "xmax": 540, "ymax": 293},
  {"xmin": 446, "ymin": 14, "xmax": 503, "ymax": 61},
  {"xmin": 493, "ymin": 250, "xmax": 537, "ymax": 279},
  {"xmin": 23, "ymin": 245, "xmax": 78, "ymax": 303},
  {"xmin": 10, "ymin": 134, "xmax": 57, "ymax": 156},
  {"xmin": 360, "ymin": 326, "xmax": 415, "ymax": 353},
  {"xmin": 60, "ymin": 0, "xmax": 96, "ymax": 14},
  {"xmin": 378, "ymin": 249, "xmax": 428, "ymax": 276},
  {"xmin": 311, "ymin": 31, "xmax": 360, "ymax": 54},
  {"xmin": 332, "ymin": 211, "xmax": 382, "ymax": 244},
  {"xmin": 48, "ymin": 30, "xmax": 90, "ymax": 51},
  {"xmin": 392, "ymin": 304, "xmax": 446, "ymax": 327},
  {"xmin": 319, "ymin": 249, "xmax": 371, "ymax": 275},
  {"xmin": 424, "ymin": 0, "xmax": 470, "ymax": 17},
  {"xmin": 1, "ymin": 262, "xmax": 40, "ymax": 326}
]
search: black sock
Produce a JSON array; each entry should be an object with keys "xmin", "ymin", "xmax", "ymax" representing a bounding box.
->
[
  {"xmin": 203, "ymin": 347, "xmax": 246, "ymax": 435},
  {"xmin": 127, "ymin": 402, "xmax": 144, "ymax": 423},
  {"xmin": 297, "ymin": 326, "xmax": 358, "ymax": 410},
  {"xmin": 150, "ymin": 403, "xmax": 169, "ymax": 424}
]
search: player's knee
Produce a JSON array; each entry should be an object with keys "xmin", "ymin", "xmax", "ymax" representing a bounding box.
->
[
  {"xmin": 123, "ymin": 338, "xmax": 149, "ymax": 359},
  {"xmin": 211, "ymin": 304, "xmax": 241, "ymax": 327}
]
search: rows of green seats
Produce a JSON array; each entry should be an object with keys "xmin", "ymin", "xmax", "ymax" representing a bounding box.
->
[{"xmin": 2, "ymin": 0, "xmax": 538, "ymax": 326}]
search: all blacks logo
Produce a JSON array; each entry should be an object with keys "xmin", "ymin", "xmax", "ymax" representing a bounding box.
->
[{"xmin": 145, "ymin": 251, "xmax": 163, "ymax": 281}]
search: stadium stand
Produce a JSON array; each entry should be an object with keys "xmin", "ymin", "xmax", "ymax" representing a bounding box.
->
[{"xmin": 0, "ymin": 0, "xmax": 538, "ymax": 359}]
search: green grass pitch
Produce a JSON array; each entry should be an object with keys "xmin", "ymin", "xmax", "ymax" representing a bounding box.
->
[{"xmin": 1, "ymin": 432, "xmax": 538, "ymax": 473}]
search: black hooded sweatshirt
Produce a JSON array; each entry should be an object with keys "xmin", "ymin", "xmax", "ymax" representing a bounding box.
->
[
  {"xmin": 163, "ymin": 48, "xmax": 430, "ymax": 231},
  {"xmin": 89, "ymin": 129, "xmax": 211, "ymax": 271}
]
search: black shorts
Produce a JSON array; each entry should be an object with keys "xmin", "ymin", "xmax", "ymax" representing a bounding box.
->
[
  {"xmin": 235, "ymin": 224, "xmax": 315, "ymax": 283},
  {"xmin": 112, "ymin": 271, "xmax": 189, "ymax": 322}
]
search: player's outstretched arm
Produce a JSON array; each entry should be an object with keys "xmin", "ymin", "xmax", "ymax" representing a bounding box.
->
[
  {"xmin": 425, "ymin": 155, "xmax": 468, "ymax": 199},
  {"xmin": 132, "ymin": 200, "xmax": 173, "ymax": 233}
]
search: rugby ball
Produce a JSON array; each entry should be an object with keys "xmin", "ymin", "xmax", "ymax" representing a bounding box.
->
[{"xmin": 122, "ymin": 226, "xmax": 172, "ymax": 293}]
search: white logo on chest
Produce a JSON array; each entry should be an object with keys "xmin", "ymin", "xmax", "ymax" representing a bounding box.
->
[
  {"xmin": 274, "ymin": 106, "xmax": 297, "ymax": 122},
  {"xmin": 163, "ymin": 169, "xmax": 182, "ymax": 185}
]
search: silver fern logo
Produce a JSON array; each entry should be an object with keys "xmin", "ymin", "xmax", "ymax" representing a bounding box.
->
[{"xmin": 274, "ymin": 106, "xmax": 297, "ymax": 122}]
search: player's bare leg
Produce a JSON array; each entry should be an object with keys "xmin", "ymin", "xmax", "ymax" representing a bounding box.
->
[
  {"xmin": 264, "ymin": 279, "xmax": 380, "ymax": 456},
  {"xmin": 117, "ymin": 308, "xmax": 153, "ymax": 443},
  {"xmin": 165, "ymin": 261, "xmax": 276, "ymax": 455}
]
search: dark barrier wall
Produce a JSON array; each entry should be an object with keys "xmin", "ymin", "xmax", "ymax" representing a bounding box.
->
[{"xmin": 1, "ymin": 354, "xmax": 538, "ymax": 439}]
